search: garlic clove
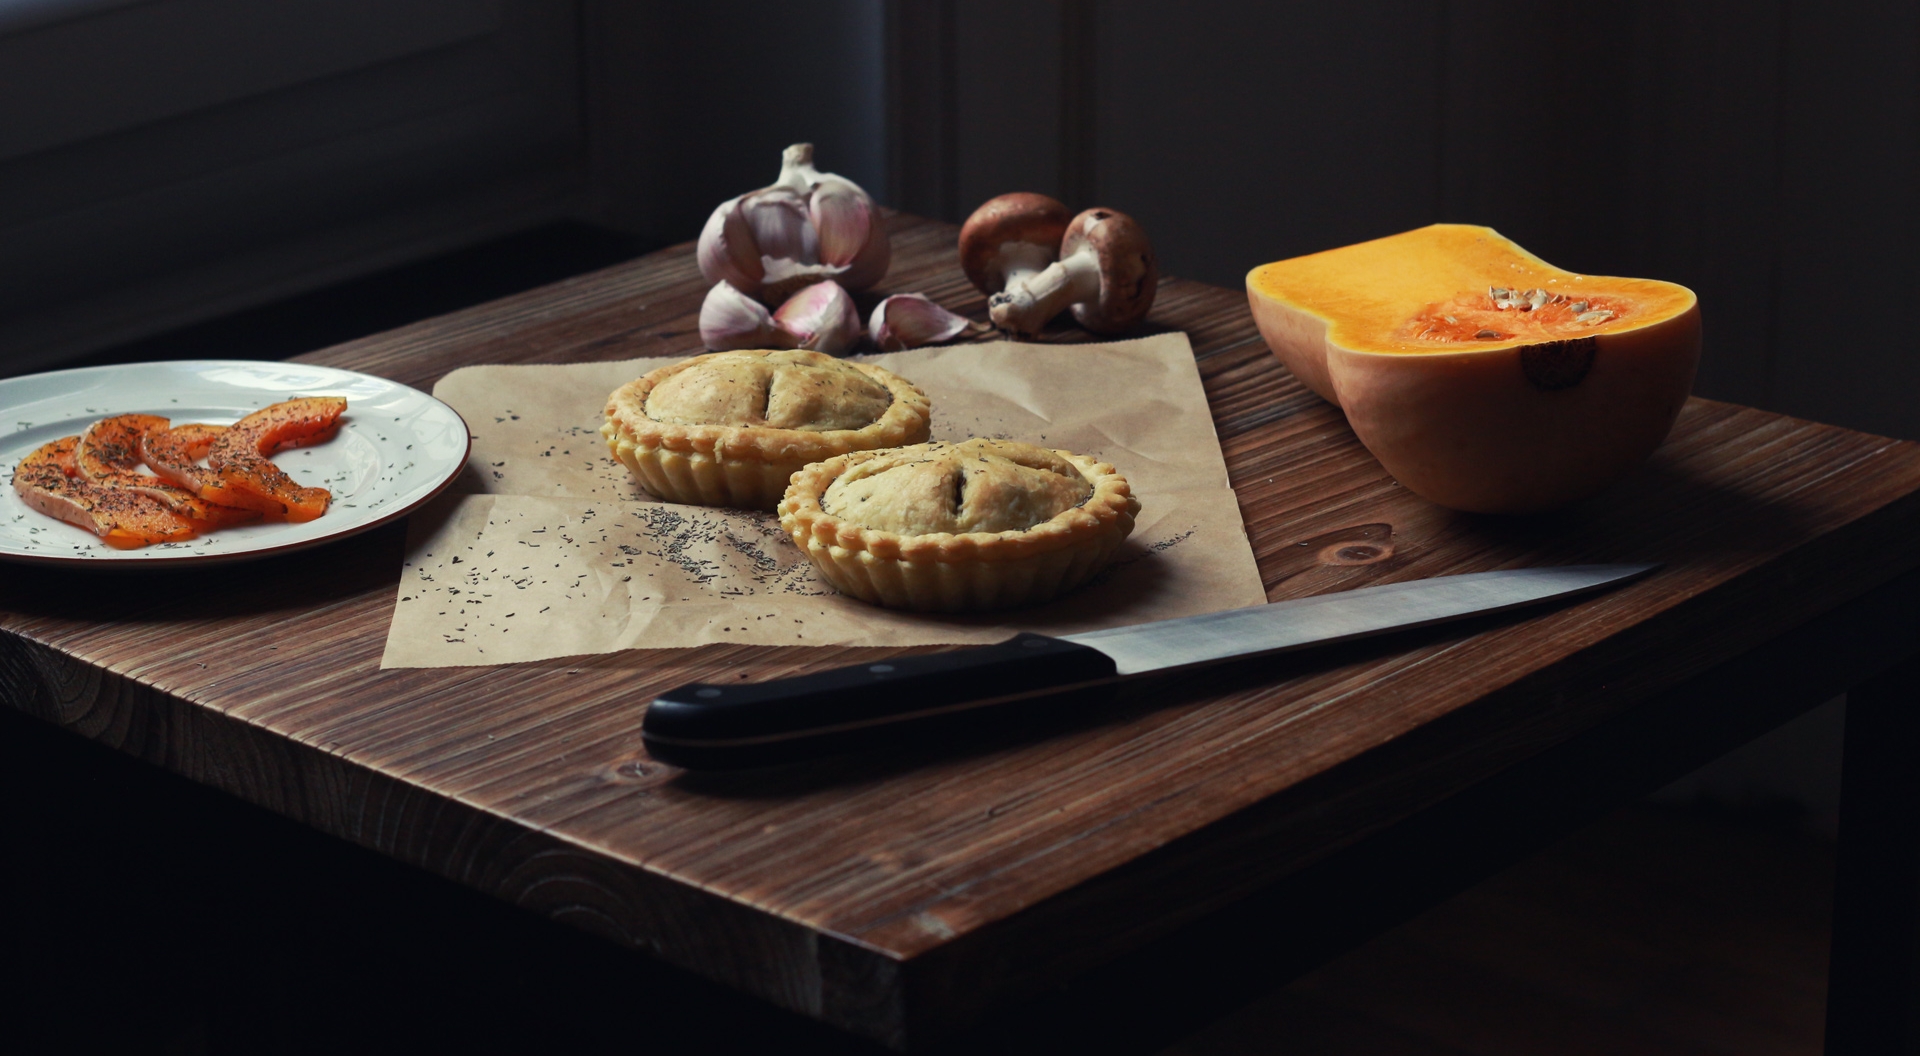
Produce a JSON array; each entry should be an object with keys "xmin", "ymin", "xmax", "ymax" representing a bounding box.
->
[
  {"xmin": 810, "ymin": 181, "xmax": 874, "ymax": 267},
  {"xmin": 741, "ymin": 188, "xmax": 816, "ymax": 264},
  {"xmin": 773, "ymin": 280, "xmax": 862, "ymax": 355},
  {"xmin": 700, "ymin": 280, "xmax": 787, "ymax": 351},
  {"xmin": 868, "ymin": 294, "xmax": 972, "ymax": 352},
  {"xmin": 836, "ymin": 215, "xmax": 892, "ymax": 291},
  {"xmin": 808, "ymin": 170, "xmax": 890, "ymax": 288},
  {"xmin": 697, "ymin": 197, "xmax": 765, "ymax": 291}
]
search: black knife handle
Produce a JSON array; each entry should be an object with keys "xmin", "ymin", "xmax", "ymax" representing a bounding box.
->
[{"xmin": 642, "ymin": 633, "xmax": 1118, "ymax": 770}]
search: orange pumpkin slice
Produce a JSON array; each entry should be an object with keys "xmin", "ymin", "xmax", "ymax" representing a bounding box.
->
[
  {"xmin": 11, "ymin": 437, "xmax": 198, "ymax": 549},
  {"xmin": 77, "ymin": 414, "xmax": 259, "ymax": 528},
  {"xmin": 142, "ymin": 422, "xmax": 291, "ymax": 517},
  {"xmin": 206, "ymin": 397, "xmax": 347, "ymax": 522}
]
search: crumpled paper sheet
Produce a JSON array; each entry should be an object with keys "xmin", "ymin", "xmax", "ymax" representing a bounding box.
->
[{"xmin": 379, "ymin": 333, "xmax": 1266, "ymax": 667}]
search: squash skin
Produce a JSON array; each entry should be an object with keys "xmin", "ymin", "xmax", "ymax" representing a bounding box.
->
[{"xmin": 1246, "ymin": 225, "xmax": 1700, "ymax": 514}]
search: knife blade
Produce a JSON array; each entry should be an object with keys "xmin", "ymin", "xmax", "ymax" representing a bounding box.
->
[{"xmin": 642, "ymin": 563, "xmax": 1656, "ymax": 770}]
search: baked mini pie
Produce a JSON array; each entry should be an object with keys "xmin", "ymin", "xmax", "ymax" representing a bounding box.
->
[
  {"xmin": 778, "ymin": 438, "xmax": 1140, "ymax": 612},
  {"xmin": 602, "ymin": 349, "xmax": 931, "ymax": 509}
]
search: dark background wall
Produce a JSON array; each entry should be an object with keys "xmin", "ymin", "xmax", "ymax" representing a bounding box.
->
[
  {"xmin": 0, "ymin": 0, "xmax": 585, "ymax": 376},
  {"xmin": 5, "ymin": 0, "xmax": 1912, "ymax": 438},
  {"xmin": 873, "ymin": 0, "xmax": 1920, "ymax": 441},
  {"xmin": 582, "ymin": 0, "xmax": 887, "ymax": 250}
]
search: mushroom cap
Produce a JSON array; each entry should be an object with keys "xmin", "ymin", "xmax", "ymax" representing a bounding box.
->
[
  {"xmin": 958, "ymin": 193, "xmax": 1073, "ymax": 295},
  {"xmin": 1061, "ymin": 207, "xmax": 1158, "ymax": 335}
]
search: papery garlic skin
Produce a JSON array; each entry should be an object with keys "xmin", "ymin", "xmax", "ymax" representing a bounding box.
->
[
  {"xmin": 773, "ymin": 280, "xmax": 862, "ymax": 355},
  {"xmin": 697, "ymin": 144, "xmax": 890, "ymax": 303},
  {"xmin": 869, "ymin": 294, "xmax": 972, "ymax": 352},
  {"xmin": 700, "ymin": 281, "xmax": 787, "ymax": 351}
]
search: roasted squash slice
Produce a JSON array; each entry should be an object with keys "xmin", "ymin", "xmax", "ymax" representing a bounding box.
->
[
  {"xmin": 1247, "ymin": 224, "xmax": 1699, "ymax": 513},
  {"xmin": 142, "ymin": 422, "xmax": 292, "ymax": 517},
  {"xmin": 206, "ymin": 397, "xmax": 346, "ymax": 522},
  {"xmin": 12, "ymin": 437, "xmax": 198, "ymax": 548},
  {"xmin": 78, "ymin": 414, "xmax": 259, "ymax": 527}
]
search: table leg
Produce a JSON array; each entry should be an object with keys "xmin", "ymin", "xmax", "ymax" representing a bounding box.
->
[{"xmin": 1827, "ymin": 655, "xmax": 1920, "ymax": 1055}]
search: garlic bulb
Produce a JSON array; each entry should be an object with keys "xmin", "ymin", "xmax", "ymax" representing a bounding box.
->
[
  {"xmin": 772, "ymin": 280, "xmax": 862, "ymax": 355},
  {"xmin": 698, "ymin": 143, "xmax": 891, "ymax": 304},
  {"xmin": 699, "ymin": 281, "xmax": 783, "ymax": 351},
  {"xmin": 868, "ymin": 294, "xmax": 973, "ymax": 351}
]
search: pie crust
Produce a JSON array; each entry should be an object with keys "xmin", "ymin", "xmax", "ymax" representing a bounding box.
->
[
  {"xmin": 602, "ymin": 349, "xmax": 931, "ymax": 509},
  {"xmin": 778, "ymin": 438, "xmax": 1140, "ymax": 611}
]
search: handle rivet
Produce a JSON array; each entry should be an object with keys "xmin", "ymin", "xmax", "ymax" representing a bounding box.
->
[
  {"xmin": 695, "ymin": 688, "xmax": 722, "ymax": 698},
  {"xmin": 869, "ymin": 664, "xmax": 896, "ymax": 674}
]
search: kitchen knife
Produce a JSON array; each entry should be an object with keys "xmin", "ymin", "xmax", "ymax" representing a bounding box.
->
[{"xmin": 642, "ymin": 563, "xmax": 1656, "ymax": 769}]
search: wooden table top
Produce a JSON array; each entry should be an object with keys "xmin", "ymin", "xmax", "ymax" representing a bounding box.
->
[{"xmin": 7, "ymin": 214, "xmax": 1920, "ymax": 1050}]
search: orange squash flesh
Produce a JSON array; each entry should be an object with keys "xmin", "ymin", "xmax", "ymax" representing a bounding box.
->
[
  {"xmin": 12, "ymin": 437, "xmax": 199, "ymax": 548},
  {"xmin": 142, "ymin": 423, "xmax": 293, "ymax": 517},
  {"xmin": 77, "ymin": 414, "xmax": 260, "ymax": 527},
  {"xmin": 206, "ymin": 397, "xmax": 346, "ymax": 523},
  {"xmin": 1246, "ymin": 224, "xmax": 1699, "ymax": 514}
]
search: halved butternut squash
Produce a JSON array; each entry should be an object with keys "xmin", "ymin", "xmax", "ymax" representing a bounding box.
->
[{"xmin": 1247, "ymin": 224, "xmax": 1699, "ymax": 514}]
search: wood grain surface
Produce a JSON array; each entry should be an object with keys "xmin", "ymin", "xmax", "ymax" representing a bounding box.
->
[{"xmin": 6, "ymin": 213, "xmax": 1920, "ymax": 1050}]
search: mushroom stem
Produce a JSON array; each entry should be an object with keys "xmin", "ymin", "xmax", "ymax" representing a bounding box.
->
[
  {"xmin": 997, "ymin": 241, "xmax": 1057, "ymax": 293},
  {"xmin": 989, "ymin": 249, "xmax": 1102, "ymax": 336}
]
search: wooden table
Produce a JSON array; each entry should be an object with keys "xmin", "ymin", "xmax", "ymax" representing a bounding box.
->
[{"xmin": 6, "ymin": 214, "xmax": 1920, "ymax": 1053}]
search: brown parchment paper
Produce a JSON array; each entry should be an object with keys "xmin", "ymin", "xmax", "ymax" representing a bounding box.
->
[{"xmin": 379, "ymin": 334, "xmax": 1266, "ymax": 667}]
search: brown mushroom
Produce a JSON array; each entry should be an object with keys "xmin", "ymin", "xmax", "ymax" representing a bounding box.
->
[
  {"xmin": 987, "ymin": 207, "xmax": 1157, "ymax": 337},
  {"xmin": 958, "ymin": 192, "xmax": 1072, "ymax": 297}
]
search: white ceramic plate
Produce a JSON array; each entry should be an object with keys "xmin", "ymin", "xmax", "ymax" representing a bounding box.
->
[{"xmin": 0, "ymin": 360, "xmax": 469, "ymax": 566}]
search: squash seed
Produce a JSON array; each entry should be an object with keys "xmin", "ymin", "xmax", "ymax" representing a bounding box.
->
[{"xmin": 1576, "ymin": 309, "xmax": 1614, "ymax": 325}]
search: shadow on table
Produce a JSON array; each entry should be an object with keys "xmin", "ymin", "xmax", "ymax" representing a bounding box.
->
[
  {"xmin": 0, "ymin": 519, "xmax": 408, "ymax": 621},
  {"xmin": 1440, "ymin": 441, "xmax": 1824, "ymax": 567}
]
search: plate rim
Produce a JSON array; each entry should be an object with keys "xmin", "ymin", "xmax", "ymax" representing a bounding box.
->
[{"xmin": 0, "ymin": 359, "xmax": 471, "ymax": 568}]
